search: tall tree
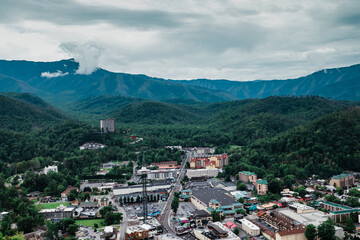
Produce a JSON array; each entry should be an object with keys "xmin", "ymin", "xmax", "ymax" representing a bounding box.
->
[
  {"xmin": 305, "ymin": 224, "xmax": 317, "ymax": 240},
  {"xmin": 171, "ymin": 197, "xmax": 179, "ymax": 214},
  {"xmin": 317, "ymin": 222, "xmax": 335, "ymax": 240},
  {"xmin": 344, "ymin": 217, "xmax": 356, "ymax": 233},
  {"xmin": 211, "ymin": 210, "xmax": 221, "ymax": 222}
]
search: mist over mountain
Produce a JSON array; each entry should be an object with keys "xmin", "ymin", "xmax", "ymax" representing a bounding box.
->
[{"xmin": 0, "ymin": 59, "xmax": 359, "ymax": 107}]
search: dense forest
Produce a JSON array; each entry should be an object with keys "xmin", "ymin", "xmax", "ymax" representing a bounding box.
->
[{"xmin": 0, "ymin": 94, "xmax": 357, "ymax": 180}]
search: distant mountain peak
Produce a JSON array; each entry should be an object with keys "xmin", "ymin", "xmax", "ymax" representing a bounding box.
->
[{"xmin": 0, "ymin": 59, "xmax": 359, "ymax": 105}]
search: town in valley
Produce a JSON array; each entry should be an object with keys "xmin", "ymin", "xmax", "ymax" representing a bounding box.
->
[{"xmin": 2, "ymin": 118, "xmax": 360, "ymax": 240}]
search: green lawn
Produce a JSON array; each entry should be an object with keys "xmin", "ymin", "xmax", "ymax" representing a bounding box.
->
[
  {"xmin": 39, "ymin": 202, "xmax": 69, "ymax": 209},
  {"xmin": 75, "ymin": 219, "xmax": 105, "ymax": 228}
]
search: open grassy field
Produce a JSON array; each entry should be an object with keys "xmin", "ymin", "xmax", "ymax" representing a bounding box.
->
[
  {"xmin": 39, "ymin": 202, "xmax": 69, "ymax": 209},
  {"xmin": 75, "ymin": 219, "xmax": 105, "ymax": 228}
]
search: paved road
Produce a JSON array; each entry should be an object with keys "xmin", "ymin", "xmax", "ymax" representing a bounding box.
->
[
  {"xmin": 109, "ymin": 193, "xmax": 127, "ymax": 240},
  {"xmin": 159, "ymin": 151, "xmax": 189, "ymax": 234}
]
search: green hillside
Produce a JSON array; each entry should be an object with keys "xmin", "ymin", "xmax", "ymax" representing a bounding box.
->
[
  {"xmin": 68, "ymin": 95, "xmax": 350, "ymax": 146},
  {"xmin": 110, "ymin": 101, "xmax": 205, "ymax": 125},
  {"xmin": 223, "ymin": 107, "xmax": 360, "ymax": 180},
  {"xmin": 0, "ymin": 93, "xmax": 69, "ymax": 131}
]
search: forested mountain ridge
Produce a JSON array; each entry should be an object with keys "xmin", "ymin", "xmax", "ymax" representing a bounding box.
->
[
  {"xmin": 0, "ymin": 59, "xmax": 360, "ymax": 105},
  {"xmin": 0, "ymin": 59, "xmax": 236, "ymax": 105},
  {"xmin": 0, "ymin": 93, "xmax": 69, "ymax": 131},
  {"xmin": 67, "ymin": 95, "xmax": 352, "ymax": 148},
  {"xmin": 173, "ymin": 64, "xmax": 360, "ymax": 101},
  {"xmin": 68, "ymin": 95, "xmax": 351, "ymax": 144}
]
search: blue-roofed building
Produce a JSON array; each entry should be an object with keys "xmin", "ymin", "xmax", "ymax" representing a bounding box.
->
[
  {"xmin": 249, "ymin": 205, "xmax": 257, "ymax": 211},
  {"xmin": 179, "ymin": 189, "xmax": 192, "ymax": 201},
  {"xmin": 191, "ymin": 188, "xmax": 243, "ymax": 217},
  {"xmin": 231, "ymin": 190, "xmax": 250, "ymax": 200}
]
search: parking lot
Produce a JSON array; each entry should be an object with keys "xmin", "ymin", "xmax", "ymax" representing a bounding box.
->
[
  {"xmin": 77, "ymin": 225, "xmax": 101, "ymax": 240},
  {"xmin": 176, "ymin": 202, "xmax": 197, "ymax": 218},
  {"xmin": 124, "ymin": 202, "xmax": 165, "ymax": 218}
]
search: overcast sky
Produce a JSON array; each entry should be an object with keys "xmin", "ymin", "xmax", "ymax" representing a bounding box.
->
[{"xmin": 0, "ymin": 0, "xmax": 359, "ymax": 81}]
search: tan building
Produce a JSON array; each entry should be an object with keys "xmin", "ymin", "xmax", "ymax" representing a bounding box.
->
[
  {"xmin": 189, "ymin": 154, "xmax": 229, "ymax": 169},
  {"xmin": 98, "ymin": 197, "xmax": 110, "ymax": 207},
  {"xmin": 238, "ymin": 171, "xmax": 257, "ymax": 184},
  {"xmin": 329, "ymin": 173, "xmax": 354, "ymax": 188},
  {"xmin": 256, "ymin": 179, "xmax": 268, "ymax": 195},
  {"xmin": 275, "ymin": 228, "xmax": 306, "ymax": 240}
]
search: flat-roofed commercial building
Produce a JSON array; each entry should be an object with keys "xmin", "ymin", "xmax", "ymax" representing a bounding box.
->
[
  {"xmin": 191, "ymin": 188, "xmax": 242, "ymax": 217},
  {"xmin": 289, "ymin": 203, "xmax": 315, "ymax": 214},
  {"xmin": 239, "ymin": 219, "xmax": 260, "ymax": 236},
  {"xmin": 39, "ymin": 205, "xmax": 74, "ymax": 221}
]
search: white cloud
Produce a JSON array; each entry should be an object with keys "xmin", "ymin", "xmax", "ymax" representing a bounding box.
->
[
  {"xmin": 60, "ymin": 41, "xmax": 102, "ymax": 75},
  {"xmin": 41, "ymin": 70, "xmax": 68, "ymax": 78}
]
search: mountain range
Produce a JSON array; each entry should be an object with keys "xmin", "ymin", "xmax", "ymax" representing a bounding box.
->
[{"xmin": 0, "ymin": 59, "xmax": 359, "ymax": 107}]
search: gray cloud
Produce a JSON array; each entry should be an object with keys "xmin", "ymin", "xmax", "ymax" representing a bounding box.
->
[
  {"xmin": 0, "ymin": 0, "xmax": 359, "ymax": 81},
  {"xmin": 0, "ymin": 0, "xmax": 195, "ymax": 29}
]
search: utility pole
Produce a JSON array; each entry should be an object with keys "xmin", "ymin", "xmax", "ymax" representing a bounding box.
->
[{"xmin": 137, "ymin": 154, "xmax": 150, "ymax": 223}]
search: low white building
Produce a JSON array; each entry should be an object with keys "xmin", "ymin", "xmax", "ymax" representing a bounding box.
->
[
  {"xmin": 239, "ymin": 219, "xmax": 260, "ymax": 236},
  {"xmin": 278, "ymin": 209, "xmax": 344, "ymax": 239},
  {"xmin": 147, "ymin": 169, "xmax": 178, "ymax": 180},
  {"xmin": 186, "ymin": 169, "xmax": 219, "ymax": 179},
  {"xmin": 44, "ymin": 165, "xmax": 58, "ymax": 175},
  {"xmin": 79, "ymin": 142, "xmax": 105, "ymax": 150},
  {"xmin": 289, "ymin": 203, "xmax": 315, "ymax": 214}
]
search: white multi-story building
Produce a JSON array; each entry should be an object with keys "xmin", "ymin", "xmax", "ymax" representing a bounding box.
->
[
  {"xmin": 186, "ymin": 169, "xmax": 219, "ymax": 179},
  {"xmin": 147, "ymin": 169, "xmax": 178, "ymax": 180},
  {"xmin": 100, "ymin": 118, "xmax": 115, "ymax": 133},
  {"xmin": 44, "ymin": 165, "xmax": 58, "ymax": 175}
]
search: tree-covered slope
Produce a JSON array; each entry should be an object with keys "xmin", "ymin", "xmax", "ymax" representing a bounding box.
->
[
  {"xmin": 204, "ymin": 96, "xmax": 350, "ymax": 145},
  {"xmin": 226, "ymin": 107, "xmax": 360, "ymax": 179},
  {"xmin": 0, "ymin": 93, "xmax": 69, "ymax": 131},
  {"xmin": 68, "ymin": 95, "xmax": 350, "ymax": 135},
  {"xmin": 109, "ymin": 101, "xmax": 205, "ymax": 125}
]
